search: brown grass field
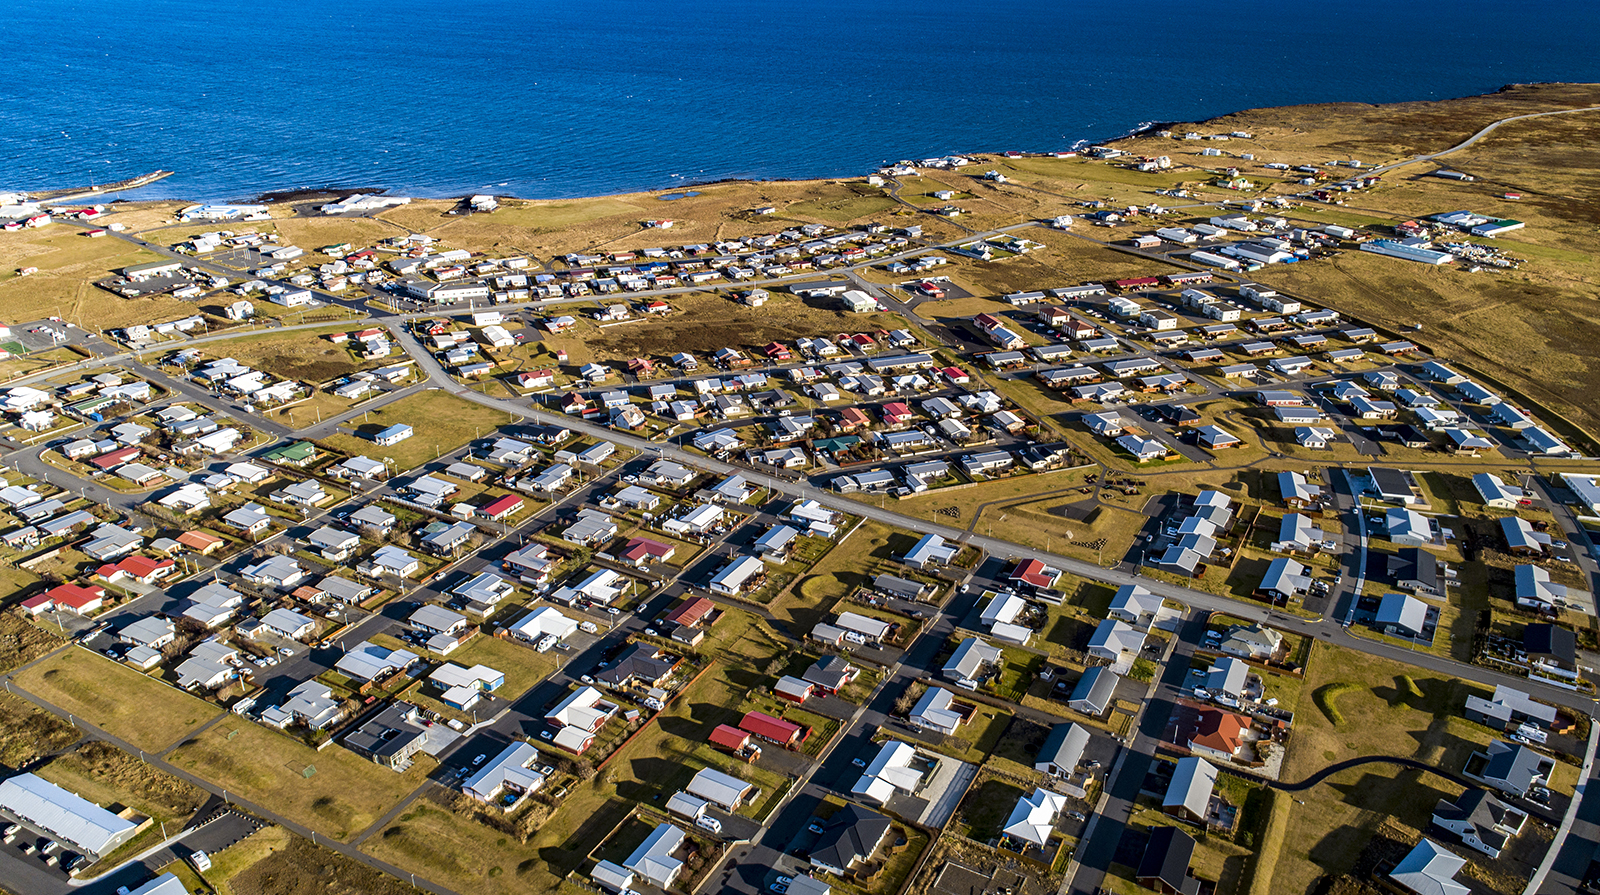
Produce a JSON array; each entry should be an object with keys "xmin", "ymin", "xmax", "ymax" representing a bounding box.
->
[
  {"xmin": 167, "ymin": 720, "xmax": 430, "ymax": 841},
  {"xmin": 1267, "ymin": 643, "xmax": 1506, "ymax": 893},
  {"xmin": 14, "ymin": 646, "xmax": 222, "ymax": 752}
]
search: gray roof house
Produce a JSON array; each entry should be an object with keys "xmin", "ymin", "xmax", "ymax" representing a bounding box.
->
[
  {"xmin": 1470, "ymin": 740, "xmax": 1553, "ymax": 798},
  {"xmin": 1034, "ymin": 723, "xmax": 1091, "ymax": 778},
  {"xmin": 943, "ymin": 637, "xmax": 1003, "ymax": 684},
  {"xmin": 1163, "ymin": 756, "xmax": 1218, "ymax": 823},
  {"xmin": 1069, "ymin": 666, "xmax": 1117, "ymax": 716}
]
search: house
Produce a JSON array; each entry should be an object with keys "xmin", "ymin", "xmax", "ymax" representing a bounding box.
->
[
  {"xmin": 851, "ymin": 739, "xmax": 923, "ymax": 805},
  {"xmin": 1035, "ymin": 723, "xmax": 1090, "ymax": 778},
  {"xmin": 902, "ymin": 533, "xmax": 959, "ymax": 569},
  {"xmin": 344, "ymin": 701, "xmax": 432, "ymax": 770},
  {"xmin": 1088, "ymin": 619, "xmax": 1145, "ymax": 665},
  {"xmin": 1271, "ymin": 513, "xmax": 1324, "ymax": 554},
  {"xmin": 307, "ymin": 525, "xmax": 361, "ymax": 561},
  {"xmin": 223, "ymin": 503, "xmax": 272, "ymax": 536},
  {"xmin": 1005, "ymin": 788, "xmax": 1068, "ymax": 849},
  {"xmin": 708, "ymin": 725, "xmax": 756, "ymax": 760},
  {"xmin": 909, "ymin": 686, "xmax": 964, "ymax": 734},
  {"xmin": 96, "ymin": 555, "xmax": 177, "ymax": 586},
  {"xmin": 1188, "ymin": 708, "xmax": 1249, "ymax": 761},
  {"xmin": 1257, "ymin": 557, "xmax": 1311, "ymax": 605},
  {"xmin": 1220, "ymin": 624, "xmax": 1281, "ymax": 661},
  {"xmin": 595, "ymin": 642, "xmax": 679, "ymax": 689},
  {"xmin": 618, "ymin": 536, "xmax": 676, "ymax": 567},
  {"xmin": 1204, "ymin": 656, "xmax": 1249, "ymax": 699},
  {"xmin": 1109, "ymin": 585, "xmax": 1175, "ymax": 628},
  {"xmin": 591, "ymin": 860, "xmax": 635, "ymax": 895},
  {"xmin": 120, "ymin": 615, "xmax": 175, "ymax": 650},
  {"xmin": 1069, "ymin": 666, "xmax": 1117, "ymax": 716},
  {"xmin": 685, "ymin": 766, "xmax": 754, "ymax": 812},
  {"xmin": 709, "ymin": 555, "xmax": 766, "ymax": 596},
  {"xmin": 1464, "ymin": 685, "xmax": 1560, "ymax": 732},
  {"xmin": 350, "ymin": 504, "xmax": 396, "ymax": 534},
  {"xmin": 422, "ymin": 520, "xmax": 479, "ymax": 556},
  {"xmin": 545, "ymin": 686, "xmax": 615, "ymax": 750},
  {"xmin": 1137, "ymin": 826, "xmax": 1200, "ymax": 895},
  {"xmin": 241, "ymin": 555, "xmax": 306, "ymax": 588},
  {"xmin": 1163, "ymin": 757, "xmax": 1218, "ymax": 823},
  {"xmin": 1432, "ymin": 789, "xmax": 1527, "ymax": 859},
  {"xmin": 509, "ymin": 606, "xmax": 580, "ymax": 648},
  {"xmin": 944, "ymin": 637, "xmax": 1004, "ymax": 685},
  {"xmin": 367, "ymin": 544, "xmax": 422, "ymax": 578},
  {"xmin": 20, "ymin": 582, "xmax": 107, "ymax": 617},
  {"xmin": 803, "ymin": 656, "xmax": 858, "ymax": 695},
  {"xmin": 1514, "ymin": 565, "xmax": 1568, "ymax": 614},
  {"xmin": 740, "ymin": 710, "xmax": 806, "ymax": 748},
  {"xmin": 335, "ymin": 641, "xmax": 419, "ymax": 682},
  {"xmin": 1385, "ymin": 507, "xmax": 1433, "ymax": 548},
  {"xmin": 1196, "ymin": 426, "xmax": 1240, "ymax": 450},
  {"xmin": 1386, "ymin": 548, "xmax": 1441, "ymax": 596},
  {"xmin": 409, "ymin": 604, "xmax": 468, "ymax": 637},
  {"xmin": 1277, "ymin": 471, "xmax": 1322, "ymax": 507},
  {"xmin": 809, "ymin": 804, "xmax": 893, "ymax": 878},
  {"xmin": 1389, "ymin": 839, "xmax": 1469, "ymax": 895},
  {"xmin": 623, "ymin": 823, "xmax": 685, "ymax": 891},
  {"xmin": 430, "ymin": 662, "xmax": 505, "ymax": 709},
  {"xmin": 265, "ymin": 680, "xmax": 345, "ymax": 731},
  {"xmin": 774, "ymin": 675, "xmax": 815, "ymax": 704},
  {"xmin": 1501, "ymin": 516, "xmax": 1551, "ymax": 555},
  {"xmin": 1009, "ymin": 558, "xmax": 1061, "ymax": 591},
  {"xmin": 259, "ymin": 607, "xmax": 316, "ymax": 641},
  {"xmin": 1471, "ymin": 738, "xmax": 1557, "ymax": 801},
  {"xmin": 463, "ymin": 741, "xmax": 546, "ymax": 809}
]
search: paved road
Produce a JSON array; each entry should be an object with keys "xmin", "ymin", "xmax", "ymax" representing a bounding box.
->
[
  {"xmin": 1065, "ymin": 612, "xmax": 1200, "ymax": 895},
  {"xmin": 1361, "ymin": 105, "xmax": 1600, "ymax": 179}
]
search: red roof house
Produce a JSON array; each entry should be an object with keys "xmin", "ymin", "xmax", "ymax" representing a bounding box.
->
[
  {"xmin": 478, "ymin": 494, "xmax": 525, "ymax": 521},
  {"xmin": 837, "ymin": 407, "xmax": 871, "ymax": 431},
  {"xmin": 177, "ymin": 530, "xmax": 224, "ymax": 554},
  {"xmin": 709, "ymin": 724, "xmax": 753, "ymax": 754},
  {"xmin": 90, "ymin": 446, "xmax": 141, "ymax": 470},
  {"xmin": 664, "ymin": 596, "xmax": 715, "ymax": 628},
  {"xmin": 619, "ymin": 537, "xmax": 676, "ymax": 566},
  {"xmin": 24, "ymin": 582, "xmax": 107, "ymax": 616},
  {"xmin": 880, "ymin": 402, "xmax": 913, "ymax": 426},
  {"xmin": 1189, "ymin": 708, "xmax": 1249, "ymax": 759},
  {"xmin": 96, "ymin": 555, "xmax": 177, "ymax": 586},
  {"xmin": 1009, "ymin": 559, "xmax": 1061, "ymax": 590},
  {"xmin": 739, "ymin": 711, "xmax": 806, "ymax": 748}
]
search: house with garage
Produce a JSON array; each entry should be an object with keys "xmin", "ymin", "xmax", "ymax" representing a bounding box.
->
[
  {"xmin": 1431, "ymin": 789, "xmax": 1526, "ymax": 859},
  {"xmin": 1088, "ymin": 619, "xmax": 1145, "ymax": 666}
]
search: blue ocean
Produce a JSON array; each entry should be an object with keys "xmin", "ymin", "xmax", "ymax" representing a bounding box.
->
[{"xmin": 3, "ymin": 0, "xmax": 1597, "ymax": 201}]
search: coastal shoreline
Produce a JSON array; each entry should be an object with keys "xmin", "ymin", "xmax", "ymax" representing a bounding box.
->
[{"xmin": 25, "ymin": 81, "xmax": 1583, "ymax": 210}]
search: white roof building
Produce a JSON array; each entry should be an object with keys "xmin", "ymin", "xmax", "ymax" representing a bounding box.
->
[
  {"xmin": 850, "ymin": 739, "xmax": 923, "ymax": 806},
  {"xmin": 1003, "ymin": 788, "xmax": 1068, "ymax": 848},
  {"xmin": 0, "ymin": 772, "xmax": 139, "ymax": 856},
  {"xmin": 463, "ymin": 741, "xmax": 546, "ymax": 805}
]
